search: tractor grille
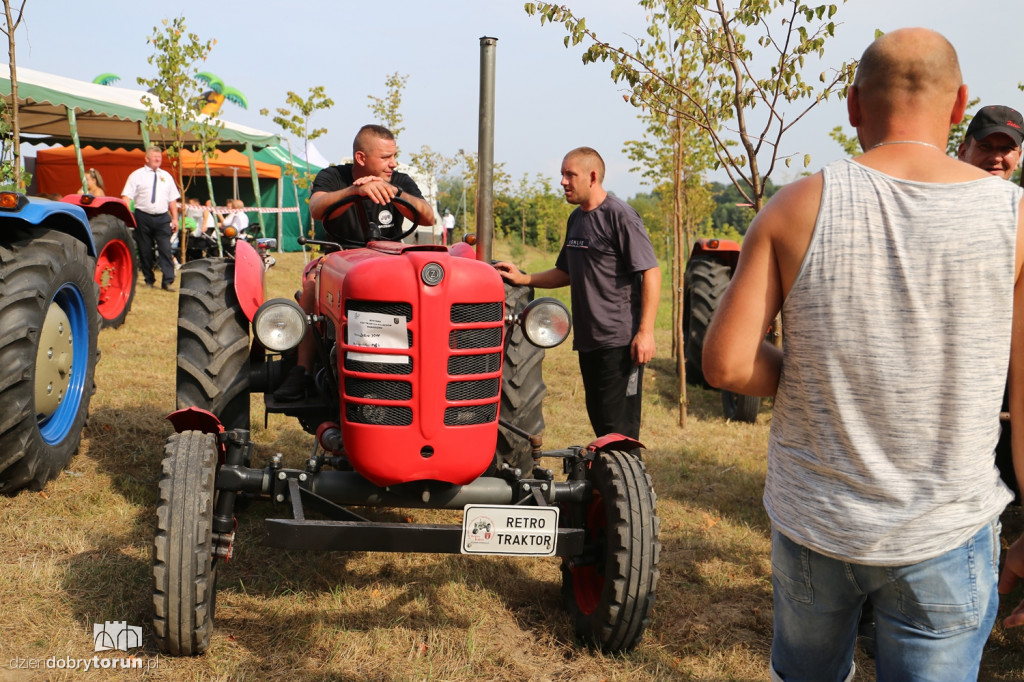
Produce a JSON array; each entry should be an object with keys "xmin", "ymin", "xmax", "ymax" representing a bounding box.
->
[
  {"xmin": 449, "ymin": 353, "xmax": 501, "ymax": 376},
  {"xmin": 349, "ymin": 300, "xmax": 413, "ymax": 319},
  {"xmin": 342, "ymin": 298, "xmax": 502, "ymax": 428},
  {"xmin": 446, "ymin": 378, "xmax": 500, "ymax": 401},
  {"xmin": 347, "ymin": 404, "xmax": 413, "ymax": 426},
  {"xmin": 344, "ymin": 357, "xmax": 413, "ymax": 375},
  {"xmin": 444, "ymin": 404, "xmax": 498, "ymax": 426},
  {"xmin": 347, "ymin": 378, "xmax": 412, "ymax": 401},
  {"xmin": 451, "ymin": 302, "xmax": 503, "ymax": 324},
  {"xmin": 450, "ymin": 327, "xmax": 502, "ymax": 349}
]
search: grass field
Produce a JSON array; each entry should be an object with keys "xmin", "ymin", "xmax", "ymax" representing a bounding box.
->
[{"xmin": 3, "ymin": 242, "xmax": 1024, "ymax": 680}]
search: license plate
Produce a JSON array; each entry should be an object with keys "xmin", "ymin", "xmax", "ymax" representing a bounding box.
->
[{"xmin": 461, "ymin": 504, "xmax": 559, "ymax": 556}]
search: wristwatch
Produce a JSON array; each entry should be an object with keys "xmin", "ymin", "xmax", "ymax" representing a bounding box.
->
[{"xmin": 394, "ymin": 186, "xmax": 403, "ymax": 198}]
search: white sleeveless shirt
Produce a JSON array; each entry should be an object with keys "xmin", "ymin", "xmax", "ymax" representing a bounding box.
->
[{"xmin": 765, "ymin": 159, "xmax": 1021, "ymax": 565}]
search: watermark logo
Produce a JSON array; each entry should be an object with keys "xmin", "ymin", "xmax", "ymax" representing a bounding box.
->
[{"xmin": 93, "ymin": 621, "xmax": 142, "ymax": 653}]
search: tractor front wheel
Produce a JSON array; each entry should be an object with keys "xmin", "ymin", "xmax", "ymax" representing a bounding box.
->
[
  {"xmin": 496, "ymin": 283, "xmax": 547, "ymax": 474},
  {"xmin": 153, "ymin": 430, "xmax": 220, "ymax": 655},
  {"xmin": 562, "ymin": 450, "xmax": 660, "ymax": 651},
  {"xmin": 176, "ymin": 258, "xmax": 250, "ymax": 431},
  {"xmin": 0, "ymin": 228, "xmax": 99, "ymax": 494},
  {"xmin": 91, "ymin": 214, "xmax": 138, "ymax": 329}
]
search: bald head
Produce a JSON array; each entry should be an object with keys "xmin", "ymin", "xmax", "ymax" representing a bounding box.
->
[{"xmin": 853, "ymin": 28, "xmax": 962, "ymax": 112}]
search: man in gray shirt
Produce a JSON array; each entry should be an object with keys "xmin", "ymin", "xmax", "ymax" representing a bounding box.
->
[
  {"xmin": 703, "ymin": 28, "xmax": 1024, "ymax": 680},
  {"xmin": 496, "ymin": 147, "xmax": 660, "ymax": 441}
]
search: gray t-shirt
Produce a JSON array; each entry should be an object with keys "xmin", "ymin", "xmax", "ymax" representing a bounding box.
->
[
  {"xmin": 766, "ymin": 159, "xmax": 1020, "ymax": 565},
  {"xmin": 554, "ymin": 194, "xmax": 658, "ymax": 352}
]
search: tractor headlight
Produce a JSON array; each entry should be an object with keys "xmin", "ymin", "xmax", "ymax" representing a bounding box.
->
[
  {"xmin": 253, "ymin": 299, "xmax": 308, "ymax": 352},
  {"xmin": 519, "ymin": 297, "xmax": 571, "ymax": 348}
]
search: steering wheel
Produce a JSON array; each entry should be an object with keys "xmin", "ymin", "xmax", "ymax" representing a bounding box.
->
[{"xmin": 322, "ymin": 191, "xmax": 422, "ymax": 248}]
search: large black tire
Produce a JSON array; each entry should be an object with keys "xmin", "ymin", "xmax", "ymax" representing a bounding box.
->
[
  {"xmin": 683, "ymin": 256, "xmax": 732, "ymax": 388},
  {"xmin": 176, "ymin": 259, "xmax": 250, "ymax": 431},
  {"xmin": 684, "ymin": 256, "xmax": 763, "ymax": 422},
  {"xmin": 562, "ymin": 450, "xmax": 660, "ymax": 652},
  {"xmin": 153, "ymin": 430, "xmax": 219, "ymax": 655},
  {"xmin": 90, "ymin": 214, "xmax": 138, "ymax": 329},
  {"xmin": 496, "ymin": 283, "xmax": 547, "ymax": 473},
  {"xmin": 722, "ymin": 390, "xmax": 761, "ymax": 423},
  {"xmin": 0, "ymin": 228, "xmax": 99, "ymax": 494}
]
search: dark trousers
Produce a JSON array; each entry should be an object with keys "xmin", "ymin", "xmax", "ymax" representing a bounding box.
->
[
  {"xmin": 578, "ymin": 345, "xmax": 643, "ymax": 440},
  {"xmin": 134, "ymin": 210, "xmax": 174, "ymax": 286}
]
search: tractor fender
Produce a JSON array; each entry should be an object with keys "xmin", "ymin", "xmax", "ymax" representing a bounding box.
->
[
  {"xmin": 60, "ymin": 195, "xmax": 137, "ymax": 228},
  {"xmin": 166, "ymin": 406, "xmax": 225, "ymax": 435},
  {"xmin": 586, "ymin": 433, "xmax": 645, "ymax": 453},
  {"xmin": 688, "ymin": 238, "xmax": 741, "ymax": 270},
  {"xmin": 232, "ymin": 239, "xmax": 265, "ymax": 321},
  {"xmin": 449, "ymin": 241, "xmax": 476, "ymax": 259},
  {"xmin": 0, "ymin": 195, "xmax": 96, "ymax": 256}
]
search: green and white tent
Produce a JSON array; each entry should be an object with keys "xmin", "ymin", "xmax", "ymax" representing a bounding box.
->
[{"xmin": 0, "ymin": 64, "xmax": 278, "ymax": 149}]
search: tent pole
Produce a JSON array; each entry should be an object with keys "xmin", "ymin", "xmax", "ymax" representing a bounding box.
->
[
  {"xmin": 276, "ymin": 177, "xmax": 283, "ymax": 252},
  {"xmin": 203, "ymin": 155, "xmax": 222, "ymax": 257},
  {"xmin": 66, "ymin": 108, "xmax": 87, "ymax": 194},
  {"xmin": 245, "ymin": 142, "xmax": 266, "ymax": 236}
]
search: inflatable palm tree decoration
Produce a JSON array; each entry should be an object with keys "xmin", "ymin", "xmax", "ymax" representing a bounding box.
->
[{"xmin": 195, "ymin": 72, "xmax": 248, "ymax": 115}]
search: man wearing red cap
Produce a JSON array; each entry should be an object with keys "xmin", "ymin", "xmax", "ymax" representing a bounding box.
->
[{"xmin": 957, "ymin": 104, "xmax": 1023, "ymax": 180}]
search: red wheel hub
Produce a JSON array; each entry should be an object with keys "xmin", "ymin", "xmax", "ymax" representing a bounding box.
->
[
  {"xmin": 572, "ymin": 491, "xmax": 606, "ymax": 615},
  {"xmin": 95, "ymin": 239, "xmax": 132, "ymax": 320}
]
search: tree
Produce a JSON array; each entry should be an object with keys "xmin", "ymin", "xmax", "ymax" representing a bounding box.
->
[
  {"xmin": 137, "ymin": 16, "xmax": 223, "ymax": 228},
  {"xmin": 367, "ymin": 72, "xmax": 408, "ymax": 153},
  {"xmin": 525, "ymin": 0, "xmax": 856, "ymax": 213},
  {"xmin": 260, "ymin": 86, "xmax": 334, "ymax": 236},
  {"xmin": 527, "ymin": 0, "xmax": 855, "ymax": 422},
  {"xmin": 0, "ymin": 1, "xmax": 26, "ymax": 190}
]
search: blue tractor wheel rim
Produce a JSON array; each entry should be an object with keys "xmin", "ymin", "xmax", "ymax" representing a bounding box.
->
[{"xmin": 36, "ymin": 282, "xmax": 90, "ymax": 445}]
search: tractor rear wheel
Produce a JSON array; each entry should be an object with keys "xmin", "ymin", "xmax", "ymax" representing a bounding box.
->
[
  {"xmin": 722, "ymin": 390, "xmax": 761, "ymax": 423},
  {"xmin": 176, "ymin": 258, "xmax": 250, "ymax": 431},
  {"xmin": 683, "ymin": 255, "xmax": 731, "ymax": 388},
  {"xmin": 496, "ymin": 283, "xmax": 547, "ymax": 474},
  {"xmin": 91, "ymin": 214, "xmax": 138, "ymax": 329},
  {"xmin": 0, "ymin": 228, "xmax": 99, "ymax": 494},
  {"xmin": 684, "ymin": 255, "xmax": 763, "ymax": 423},
  {"xmin": 153, "ymin": 430, "xmax": 220, "ymax": 655},
  {"xmin": 562, "ymin": 450, "xmax": 660, "ymax": 652}
]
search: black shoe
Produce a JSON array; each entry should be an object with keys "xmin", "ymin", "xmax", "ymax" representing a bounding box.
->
[
  {"xmin": 273, "ymin": 366, "xmax": 309, "ymax": 401},
  {"xmin": 145, "ymin": 281, "xmax": 155, "ymax": 288},
  {"xmin": 161, "ymin": 282, "xmax": 175, "ymax": 291}
]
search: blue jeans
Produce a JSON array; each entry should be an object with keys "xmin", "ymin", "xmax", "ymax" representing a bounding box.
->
[{"xmin": 770, "ymin": 520, "xmax": 1000, "ymax": 682}]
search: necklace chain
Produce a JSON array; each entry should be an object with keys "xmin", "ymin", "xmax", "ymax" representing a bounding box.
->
[{"xmin": 869, "ymin": 139, "xmax": 943, "ymax": 152}]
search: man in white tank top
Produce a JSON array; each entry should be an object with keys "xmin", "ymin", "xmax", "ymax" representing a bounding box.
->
[{"xmin": 703, "ymin": 28, "xmax": 1024, "ymax": 681}]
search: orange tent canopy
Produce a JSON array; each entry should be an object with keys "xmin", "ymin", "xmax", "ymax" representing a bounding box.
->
[{"xmin": 35, "ymin": 145, "xmax": 281, "ymax": 197}]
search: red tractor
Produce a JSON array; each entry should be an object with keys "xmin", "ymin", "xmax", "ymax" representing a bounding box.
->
[
  {"xmin": 683, "ymin": 238, "xmax": 763, "ymax": 422},
  {"xmin": 154, "ymin": 190, "xmax": 661, "ymax": 655}
]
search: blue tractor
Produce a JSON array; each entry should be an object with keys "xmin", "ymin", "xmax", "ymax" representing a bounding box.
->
[{"xmin": 0, "ymin": 192, "xmax": 100, "ymax": 493}]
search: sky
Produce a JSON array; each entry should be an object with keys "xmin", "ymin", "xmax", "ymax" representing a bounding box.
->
[{"xmin": 10, "ymin": 0, "xmax": 1024, "ymax": 200}]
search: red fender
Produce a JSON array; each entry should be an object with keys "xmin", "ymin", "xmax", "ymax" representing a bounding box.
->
[
  {"xmin": 233, "ymin": 239, "xmax": 265, "ymax": 321},
  {"xmin": 60, "ymin": 194, "xmax": 136, "ymax": 227},
  {"xmin": 449, "ymin": 241, "xmax": 476, "ymax": 259},
  {"xmin": 167, "ymin": 406, "xmax": 225, "ymax": 435},
  {"xmin": 586, "ymin": 433, "xmax": 645, "ymax": 453}
]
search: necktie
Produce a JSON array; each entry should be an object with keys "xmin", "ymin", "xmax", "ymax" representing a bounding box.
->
[{"xmin": 151, "ymin": 171, "xmax": 157, "ymax": 203}]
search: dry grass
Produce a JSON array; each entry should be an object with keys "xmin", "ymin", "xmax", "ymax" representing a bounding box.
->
[{"xmin": 2, "ymin": 242, "xmax": 1024, "ymax": 680}]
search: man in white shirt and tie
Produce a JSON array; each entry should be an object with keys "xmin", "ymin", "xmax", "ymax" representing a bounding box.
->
[{"xmin": 121, "ymin": 146, "xmax": 180, "ymax": 290}]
